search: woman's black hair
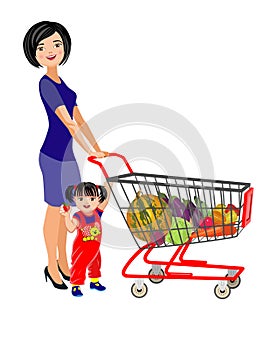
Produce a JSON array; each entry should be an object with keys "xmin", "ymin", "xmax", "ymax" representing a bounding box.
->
[
  {"xmin": 23, "ymin": 21, "xmax": 71, "ymax": 68},
  {"xmin": 65, "ymin": 182, "xmax": 107, "ymax": 205}
]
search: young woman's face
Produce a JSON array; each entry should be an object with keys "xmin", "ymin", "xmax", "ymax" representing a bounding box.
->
[
  {"xmin": 36, "ymin": 32, "xmax": 64, "ymax": 68},
  {"xmin": 74, "ymin": 195, "xmax": 100, "ymax": 215}
]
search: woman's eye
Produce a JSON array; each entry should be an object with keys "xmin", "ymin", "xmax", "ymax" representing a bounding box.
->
[
  {"xmin": 90, "ymin": 198, "xmax": 95, "ymax": 202},
  {"xmin": 37, "ymin": 47, "xmax": 45, "ymax": 51},
  {"xmin": 78, "ymin": 198, "xmax": 83, "ymax": 201},
  {"xmin": 54, "ymin": 43, "xmax": 62, "ymax": 48}
]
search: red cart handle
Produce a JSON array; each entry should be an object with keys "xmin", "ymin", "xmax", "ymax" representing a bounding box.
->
[
  {"xmin": 242, "ymin": 187, "xmax": 254, "ymax": 228},
  {"xmin": 87, "ymin": 152, "xmax": 133, "ymax": 179}
]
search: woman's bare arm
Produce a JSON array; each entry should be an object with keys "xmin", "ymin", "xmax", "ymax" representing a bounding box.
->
[
  {"xmin": 73, "ymin": 106, "xmax": 104, "ymax": 153},
  {"xmin": 55, "ymin": 105, "xmax": 104, "ymax": 157}
]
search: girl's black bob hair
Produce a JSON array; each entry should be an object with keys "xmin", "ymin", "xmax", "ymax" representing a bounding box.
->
[
  {"xmin": 23, "ymin": 21, "xmax": 71, "ymax": 68},
  {"xmin": 65, "ymin": 182, "xmax": 107, "ymax": 205}
]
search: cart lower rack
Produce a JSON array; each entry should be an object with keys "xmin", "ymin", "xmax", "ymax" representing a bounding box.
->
[{"xmin": 88, "ymin": 153, "xmax": 254, "ymax": 299}]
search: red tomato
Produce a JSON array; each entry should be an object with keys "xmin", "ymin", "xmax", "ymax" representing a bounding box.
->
[{"xmin": 63, "ymin": 203, "xmax": 70, "ymax": 212}]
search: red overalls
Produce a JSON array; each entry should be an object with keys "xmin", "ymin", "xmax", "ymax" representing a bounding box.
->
[{"xmin": 70, "ymin": 209, "xmax": 103, "ymax": 286}]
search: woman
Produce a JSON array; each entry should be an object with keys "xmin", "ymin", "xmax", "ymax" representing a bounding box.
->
[{"xmin": 23, "ymin": 21, "xmax": 107, "ymax": 289}]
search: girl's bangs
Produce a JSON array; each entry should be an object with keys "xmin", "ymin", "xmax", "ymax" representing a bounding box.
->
[{"xmin": 75, "ymin": 183, "xmax": 98, "ymax": 197}]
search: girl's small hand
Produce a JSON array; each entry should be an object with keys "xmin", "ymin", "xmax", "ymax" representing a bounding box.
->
[
  {"xmin": 60, "ymin": 204, "xmax": 71, "ymax": 216},
  {"xmin": 104, "ymin": 181, "xmax": 114, "ymax": 189}
]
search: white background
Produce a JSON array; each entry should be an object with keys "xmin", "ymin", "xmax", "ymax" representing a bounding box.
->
[{"xmin": 1, "ymin": 0, "xmax": 276, "ymax": 349}]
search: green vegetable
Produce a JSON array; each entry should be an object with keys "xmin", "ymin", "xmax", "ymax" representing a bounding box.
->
[
  {"xmin": 165, "ymin": 217, "xmax": 193, "ymax": 245},
  {"xmin": 194, "ymin": 196, "xmax": 212, "ymax": 217}
]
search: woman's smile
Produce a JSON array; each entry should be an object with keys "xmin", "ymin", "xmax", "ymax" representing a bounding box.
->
[{"xmin": 46, "ymin": 54, "xmax": 57, "ymax": 60}]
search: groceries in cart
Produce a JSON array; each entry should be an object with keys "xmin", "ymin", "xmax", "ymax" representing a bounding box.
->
[
  {"xmin": 126, "ymin": 187, "xmax": 241, "ymax": 247},
  {"xmin": 88, "ymin": 153, "xmax": 253, "ymax": 299},
  {"xmin": 126, "ymin": 191, "xmax": 172, "ymax": 245}
]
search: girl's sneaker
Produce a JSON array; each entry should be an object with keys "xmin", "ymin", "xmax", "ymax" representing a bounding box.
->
[
  {"xmin": 72, "ymin": 286, "xmax": 83, "ymax": 297},
  {"xmin": 90, "ymin": 281, "xmax": 106, "ymax": 291}
]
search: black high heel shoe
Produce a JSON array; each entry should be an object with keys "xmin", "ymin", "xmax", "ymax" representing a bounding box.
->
[
  {"xmin": 44, "ymin": 266, "xmax": 68, "ymax": 289},
  {"xmin": 57, "ymin": 261, "xmax": 70, "ymax": 281}
]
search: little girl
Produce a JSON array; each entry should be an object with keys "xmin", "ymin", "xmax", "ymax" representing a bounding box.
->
[{"xmin": 60, "ymin": 181, "xmax": 111, "ymax": 297}]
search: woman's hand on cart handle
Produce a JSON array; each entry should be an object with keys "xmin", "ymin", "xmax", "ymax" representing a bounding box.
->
[
  {"xmin": 87, "ymin": 152, "xmax": 133, "ymax": 178},
  {"xmin": 89, "ymin": 151, "xmax": 109, "ymax": 159}
]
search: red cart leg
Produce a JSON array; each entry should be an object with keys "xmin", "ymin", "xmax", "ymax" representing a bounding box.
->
[{"xmin": 122, "ymin": 241, "xmax": 244, "ymax": 299}]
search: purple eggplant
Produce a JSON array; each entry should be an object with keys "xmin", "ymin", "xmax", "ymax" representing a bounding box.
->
[
  {"xmin": 183, "ymin": 208, "xmax": 191, "ymax": 222},
  {"xmin": 168, "ymin": 196, "xmax": 187, "ymax": 218},
  {"xmin": 182, "ymin": 199, "xmax": 196, "ymax": 221},
  {"xmin": 150, "ymin": 231, "xmax": 165, "ymax": 246},
  {"xmin": 191, "ymin": 207, "xmax": 203, "ymax": 227},
  {"xmin": 182, "ymin": 199, "xmax": 203, "ymax": 226}
]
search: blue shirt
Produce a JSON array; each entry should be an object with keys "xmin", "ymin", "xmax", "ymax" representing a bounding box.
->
[{"xmin": 39, "ymin": 75, "xmax": 77, "ymax": 161}]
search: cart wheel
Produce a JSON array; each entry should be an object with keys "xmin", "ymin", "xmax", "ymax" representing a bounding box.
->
[
  {"xmin": 214, "ymin": 284, "xmax": 231, "ymax": 299},
  {"xmin": 148, "ymin": 268, "xmax": 165, "ymax": 284},
  {"xmin": 131, "ymin": 283, "xmax": 148, "ymax": 298},
  {"xmin": 226, "ymin": 275, "xmax": 241, "ymax": 289}
]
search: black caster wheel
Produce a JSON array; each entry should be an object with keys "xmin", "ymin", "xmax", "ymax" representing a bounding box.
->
[
  {"xmin": 226, "ymin": 274, "xmax": 241, "ymax": 289},
  {"xmin": 214, "ymin": 284, "xmax": 231, "ymax": 299},
  {"xmin": 131, "ymin": 283, "xmax": 148, "ymax": 298},
  {"xmin": 148, "ymin": 268, "xmax": 165, "ymax": 284}
]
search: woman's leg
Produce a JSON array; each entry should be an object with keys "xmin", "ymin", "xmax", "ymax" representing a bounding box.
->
[
  {"xmin": 57, "ymin": 215, "xmax": 70, "ymax": 276},
  {"xmin": 43, "ymin": 205, "xmax": 63, "ymax": 284}
]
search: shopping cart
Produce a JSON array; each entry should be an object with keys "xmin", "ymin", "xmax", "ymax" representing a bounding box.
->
[{"xmin": 88, "ymin": 153, "xmax": 254, "ymax": 299}]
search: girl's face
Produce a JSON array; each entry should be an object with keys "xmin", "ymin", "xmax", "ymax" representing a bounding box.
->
[
  {"xmin": 36, "ymin": 32, "xmax": 64, "ymax": 68},
  {"xmin": 74, "ymin": 195, "xmax": 100, "ymax": 215}
]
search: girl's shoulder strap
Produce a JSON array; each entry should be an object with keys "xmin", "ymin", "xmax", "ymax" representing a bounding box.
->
[
  {"xmin": 96, "ymin": 208, "xmax": 104, "ymax": 218},
  {"xmin": 73, "ymin": 211, "xmax": 86, "ymax": 227}
]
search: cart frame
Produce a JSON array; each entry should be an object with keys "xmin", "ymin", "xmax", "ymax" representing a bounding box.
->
[{"xmin": 88, "ymin": 153, "xmax": 254, "ymax": 299}]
